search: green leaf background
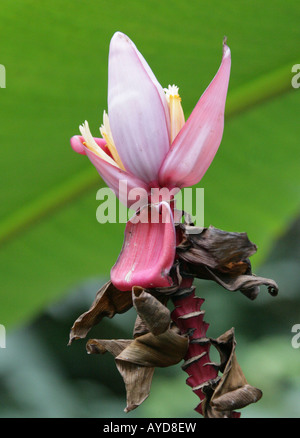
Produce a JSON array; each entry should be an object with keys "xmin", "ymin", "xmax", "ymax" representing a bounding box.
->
[{"xmin": 0, "ymin": 0, "xmax": 299, "ymax": 418}]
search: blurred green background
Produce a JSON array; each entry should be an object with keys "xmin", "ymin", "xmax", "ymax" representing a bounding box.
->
[{"xmin": 0, "ymin": 0, "xmax": 299, "ymax": 418}]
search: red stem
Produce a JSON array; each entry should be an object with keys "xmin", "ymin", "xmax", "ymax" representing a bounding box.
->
[{"xmin": 171, "ymin": 284, "xmax": 218, "ymax": 416}]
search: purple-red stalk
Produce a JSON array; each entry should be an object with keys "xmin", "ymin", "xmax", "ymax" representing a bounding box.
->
[{"xmin": 171, "ymin": 280, "xmax": 240, "ymax": 418}]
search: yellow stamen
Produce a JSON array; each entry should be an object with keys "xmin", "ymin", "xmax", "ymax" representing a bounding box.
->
[
  {"xmin": 100, "ymin": 111, "xmax": 126, "ymax": 170},
  {"xmin": 164, "ymin": 85, "xmax": 185, "ymax": 144},
  {"xmin": 79, "ymin": 120, "xmax": 118, "ymax": 168}
]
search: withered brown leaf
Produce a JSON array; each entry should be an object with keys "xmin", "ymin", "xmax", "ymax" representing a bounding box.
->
[
  {"xmin": 176, "ymin": 223, "xmax": 279, "ymax": 300},
  {"xmin": 68, "ymin": 281, "xmax": 132, "ymax": 344},
  {"xmin": 132, "ymin": 286, "xmax": 171, "ymax": 336},
  {"xmin": 201, "ymin": 328, "xmax": 262, "ymax": 418},
  {"xmin": 116, "ymin": 325, "xmax": 188, "ymax": 367},
  {"xmin": 86, "ymin": 338, "xmax": 154, "ymax": 412}
]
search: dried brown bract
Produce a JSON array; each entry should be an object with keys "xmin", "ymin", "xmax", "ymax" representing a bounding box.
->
[
  {"xmin": 203, "ymin": 328, "xmax": 262, "ymax": 417},
  {"xmin": 68, "ymin": 281, "xmax": 132, "ymax": 344},
  {"xmin": 175, "ymin": 216, "xmax": 278, "ymax": 300},
  {"xmin": 84, "ymin": 290, "xmax": 188, "ymax": 412}
]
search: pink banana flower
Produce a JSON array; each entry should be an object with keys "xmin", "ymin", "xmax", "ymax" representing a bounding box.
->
[{"xmin": 70, "ymin": 32, "xmax": 231, "ymax": 291}]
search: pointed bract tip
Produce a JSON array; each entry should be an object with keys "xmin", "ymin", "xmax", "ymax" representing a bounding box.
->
[
  {"xmin": 110, "ymin": 31, "xmax": 133, "ymax": 47},
  {"xmin": 222, "ymin": 36, "xmax": 231, "ymax": 58},
  {"xmin": 111, "ymin": 31, "xmax": 124, "ymax": 40}
]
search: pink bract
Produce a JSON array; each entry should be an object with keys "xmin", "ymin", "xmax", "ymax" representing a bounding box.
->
[{"xmin": 70, "ymin": 32, "xmax": 231, "ymax": 290}]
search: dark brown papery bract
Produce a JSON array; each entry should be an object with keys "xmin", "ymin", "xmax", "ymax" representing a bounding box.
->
[
  {"xmin": 175, "ymin": 219, "xmax": 278, "ymax": 300},
  {"xmin": 84, "ymin": 290, "xmax": 188, "ymax": 412}
]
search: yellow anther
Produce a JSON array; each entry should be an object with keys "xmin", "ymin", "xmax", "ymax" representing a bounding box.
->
[
  {"xmin": 79, "ymin": 120, "xmax": 118, "ymax": 167},
  {"xmin": 100, "ymin": 111, "xmax": 126, "ymax": 170},
  {"xmin": 164, "ymin": 85, "xmax": 185, "ymax": 144}
]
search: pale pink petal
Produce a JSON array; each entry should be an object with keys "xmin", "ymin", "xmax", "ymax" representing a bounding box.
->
[
  {"xmin": 158, "ymin": 41, "xmax": 231, "ymax": 189},
  {"xmin": 111, "ymin": 202, "xmax": 176, "ymax": 291},
  {"xmin": 129, "ymin": 36, "xmax": 170, "ymax": 136},
  {"xmin": 108, "ymin": 32, "xmax": 170, "ymax": 184}
]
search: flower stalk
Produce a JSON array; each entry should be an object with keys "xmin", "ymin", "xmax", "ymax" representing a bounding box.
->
[
  {"xmin": 171, "ymin": 286, "xmax": 260, "ymax": 418},
  {"xmin": 171, "ymin": 287, "xmax": 219, "ymax": 416}
]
